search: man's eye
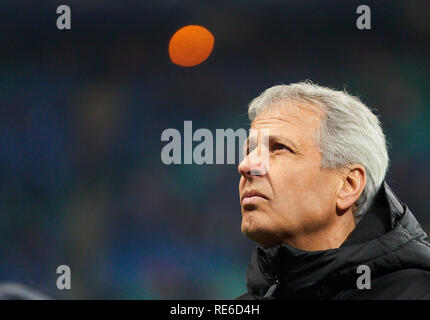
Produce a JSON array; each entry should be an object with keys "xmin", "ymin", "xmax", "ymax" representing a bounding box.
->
[{"xmin": 273, "ymin": 143, "xmax": 293, "ymax": 153}]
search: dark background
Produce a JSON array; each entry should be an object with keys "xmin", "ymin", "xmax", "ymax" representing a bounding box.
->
[{"xmin": 0, "ymin": 0, "xmax": 429, "ymax": 299}]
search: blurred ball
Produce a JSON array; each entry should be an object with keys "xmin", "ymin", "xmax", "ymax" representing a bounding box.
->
[{"xmin": 169, "ymin": 25, "xmax": 214, "ymax": 67}]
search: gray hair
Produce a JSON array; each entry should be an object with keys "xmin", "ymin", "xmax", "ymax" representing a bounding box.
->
[{"xmin": 248, "ymin": 81, "xmax": 389, "ymax": 223}]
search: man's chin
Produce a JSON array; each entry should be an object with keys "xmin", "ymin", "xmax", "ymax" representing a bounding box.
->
[
  {"xmin": 241, "ymin": 216, "xmax": 277, "ymax": 247},
  {"xmin": 241, "ymin": 214, "xmax": 259, "ymax": 236}
]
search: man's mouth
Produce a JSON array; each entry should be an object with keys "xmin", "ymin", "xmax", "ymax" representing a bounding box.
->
[{"xmin": 241, "ymin": 190, "xmax": 269, "ymax": 205}]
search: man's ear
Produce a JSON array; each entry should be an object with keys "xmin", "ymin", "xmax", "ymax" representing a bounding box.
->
[{"xmin": 336, "ymin": 165, "xmax": 366, "ymax": 212}]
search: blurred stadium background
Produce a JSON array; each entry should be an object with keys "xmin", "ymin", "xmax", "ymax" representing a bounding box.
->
[{"xmin": 0, "ymin": 0, "xmax": 429, "ymax": 299}]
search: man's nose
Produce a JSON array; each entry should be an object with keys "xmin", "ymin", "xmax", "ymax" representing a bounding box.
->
[{"xmin": 238, "ymin": 148, "xmax": 268, "ymax": 178}]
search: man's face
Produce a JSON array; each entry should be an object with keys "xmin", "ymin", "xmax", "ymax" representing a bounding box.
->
[{"xmin": 238, "ymin": 102, "xmax": 343, "ymax": 248}]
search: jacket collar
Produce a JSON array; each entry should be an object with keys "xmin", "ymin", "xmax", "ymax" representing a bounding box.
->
[{"xmin": 245, "ymin": 182, "xmax": 430, "ymax": 298}]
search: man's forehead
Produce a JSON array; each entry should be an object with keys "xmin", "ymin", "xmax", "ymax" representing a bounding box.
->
[{"xmin": 250, "ymin": 104, "xmax": 322, "ymax": 130}]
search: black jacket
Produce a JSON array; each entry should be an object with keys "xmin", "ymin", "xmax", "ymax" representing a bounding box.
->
[{"xmin": 237, "ymin": 182, "xmax": 430, "ymax": 300}]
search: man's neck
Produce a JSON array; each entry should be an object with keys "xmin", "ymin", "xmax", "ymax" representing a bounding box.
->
[{"xmin": 281, "ymin": 211, "xmax": 357, "ymax": 251}]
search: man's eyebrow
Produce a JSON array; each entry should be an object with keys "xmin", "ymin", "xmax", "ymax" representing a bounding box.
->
[
  {"xmin": 244, "ymin": 134, "xmax": 299, "ymax": 150},
  {"xmin": 268, "ymin": 134, "xmax": 299, "ymax": 150}
]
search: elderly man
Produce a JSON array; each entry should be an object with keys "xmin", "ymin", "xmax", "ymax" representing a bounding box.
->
[{"xmin": 237, "ymin": 81, "xmax": 430, "ymax": 300}]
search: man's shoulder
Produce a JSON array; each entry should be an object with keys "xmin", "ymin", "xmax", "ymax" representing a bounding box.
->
[
  {"xmin": 378, "ymin": 268, "xmax": 430, "ymax": 285},
  {"xmin": 347, "ymin": 268, "xmax": 430, "ymax": 300}
]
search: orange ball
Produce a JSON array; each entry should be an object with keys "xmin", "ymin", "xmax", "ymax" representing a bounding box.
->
[{"xmin": 168, "ymin": 25, "xmax": 215, "ymax": 67}]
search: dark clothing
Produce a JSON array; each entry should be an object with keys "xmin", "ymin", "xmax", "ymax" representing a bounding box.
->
[{"xmin": 237, "ymin": 182, "xmax": 430, "ymax": 300}]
